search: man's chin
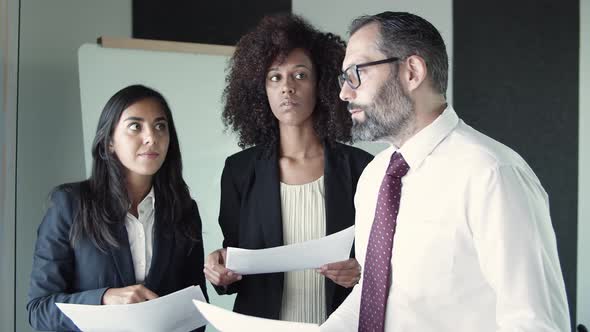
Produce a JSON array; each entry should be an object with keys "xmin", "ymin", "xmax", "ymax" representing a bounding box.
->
[{"xmin": 350, "ymin": 110, "xmax": 366, "ymax": 124}]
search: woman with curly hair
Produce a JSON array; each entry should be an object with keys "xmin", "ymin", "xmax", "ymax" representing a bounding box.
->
[{"xmin": 204, "ymin": 13, "xmax": 373, "ymax": 324}]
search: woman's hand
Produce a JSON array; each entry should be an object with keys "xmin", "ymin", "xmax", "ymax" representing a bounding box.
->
[
  {"xmin": 317, "ymin": 258, "xmax": 361, "ymax": 288},
  {"xmin": 204, "ymin": 248, "xmax": 242, "ymax": 287},
  {"xmin": 101, "ymin": 284, "xmax": 158, "ymax": 305}
]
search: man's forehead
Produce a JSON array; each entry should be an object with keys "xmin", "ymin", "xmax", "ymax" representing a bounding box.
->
[
  {"xmin": 349, "ymin": 23, "xmax": 380, "ymax": 45},
  {"xmin": 343, "ymin": 24, "xmax": 382, "ymax": 67}
]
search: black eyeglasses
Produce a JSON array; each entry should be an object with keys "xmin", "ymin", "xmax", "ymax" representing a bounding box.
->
[{"xmin": 338, "ymin": 57, "xmax": 400, "ymax": 90}]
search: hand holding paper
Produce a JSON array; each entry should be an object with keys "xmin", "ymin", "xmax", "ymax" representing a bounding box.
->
[
  {"xmin": 56, "ymin": 285, "xmax": 207, "ymax": 332},
  {"xmin": 204, "ymin": 248, "xmax": 243, "ymax": 287},
  {"xmin": 317, "ymin": 258, "xmax": 361, "ymax": 288},
  {"xmin": 102, "ymin": 284, "xmax": 159, "ymax": 304}
]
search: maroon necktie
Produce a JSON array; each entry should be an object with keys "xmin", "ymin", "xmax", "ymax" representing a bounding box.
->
[{"xmin": 358, "ymin": 152, "xmax": 410, "ymax": 332}]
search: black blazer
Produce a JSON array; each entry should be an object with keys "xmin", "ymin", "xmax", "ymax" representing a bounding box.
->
[
  {"xmin": 216, "ymin": 140, "xmax": 373, "ymax": 320},
  {"xmin": 27, "ymin": 182, "xmax": 208, "ymax": 331}
]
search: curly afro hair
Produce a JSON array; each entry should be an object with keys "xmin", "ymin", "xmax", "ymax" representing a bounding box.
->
[{"xmin": 222, "ymin": 13, "xmax": 352, "ymax": 149}]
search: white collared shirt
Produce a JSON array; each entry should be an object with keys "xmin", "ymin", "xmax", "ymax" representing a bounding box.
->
[
  {"xmin": 322, "ymin": 106, "xmax": 570, "ymax": 332},
  {"xmin": 125, "ymin": 187, "xmax": 155, "ymax": 284}
]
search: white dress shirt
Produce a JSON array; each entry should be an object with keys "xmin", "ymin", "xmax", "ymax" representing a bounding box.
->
[
  {"xmin": 125, "ymin": 187, "xmax": 155, "ymax": 284},
  {"xmin": 322, "ymin": 106, "xmax": 570, "ymax": 332},
  {"xmin": 279, "ymin": 176, "xmax": 327, "ymax": 324}
]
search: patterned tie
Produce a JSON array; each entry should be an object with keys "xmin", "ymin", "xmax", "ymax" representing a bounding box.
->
[{"xmin": 358, "ymin": 152, "xmax": 410, "ymax": 332}]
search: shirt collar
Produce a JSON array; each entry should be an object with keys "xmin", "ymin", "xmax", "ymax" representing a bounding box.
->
[
  {"xmin": 138, "ymin": 186, "xmax": 156, "ymax": 211},
  {"xmin": 397, "ymin": 105, "xmax": 459, "ymax": 171}
]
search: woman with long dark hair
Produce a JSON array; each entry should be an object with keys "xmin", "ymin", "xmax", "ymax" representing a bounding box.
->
[
  {"xmin": 204, "ymin": 14, "xmax": 372, "ymax": 324},
  {"xmin": 27, "ymin": 85, "xmax": 207, "ymax": 331}
]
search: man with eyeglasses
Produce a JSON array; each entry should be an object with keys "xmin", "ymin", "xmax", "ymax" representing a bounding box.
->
[{"xmin": 321, "ymin": 12, "xmax": 570, "ymax": 332}]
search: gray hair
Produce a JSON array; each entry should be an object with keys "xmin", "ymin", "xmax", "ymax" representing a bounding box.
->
[{"xmin": 350, "ymin": 12, "xmax": 449, "ymax": 97}]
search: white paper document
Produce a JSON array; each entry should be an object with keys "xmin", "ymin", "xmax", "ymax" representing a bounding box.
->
[
  {"xmin": 193, "ymin": 300, "xmax": 319, "ymax": 332},
  {"xmin": 225, "ymin": 225, "xmax": 355, "ymax": 275},
  {"xmin": 56, "ymin": 285, "xmax": 207, "ymax": 332}
]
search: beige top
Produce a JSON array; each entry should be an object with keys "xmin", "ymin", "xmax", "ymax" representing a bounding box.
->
[{"xmin": 279, "ymin": 176, "xmax": 327, "ymax": 324}]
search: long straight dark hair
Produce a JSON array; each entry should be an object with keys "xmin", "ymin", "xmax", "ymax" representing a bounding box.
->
[{"xmin": 68, "ymin": 84, "xmax": 198, "ymax": 251}]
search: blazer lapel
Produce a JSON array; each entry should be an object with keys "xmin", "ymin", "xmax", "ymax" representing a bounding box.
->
[
  {"xmin": 109, "ymin": 223, "xmax": 136, "ymax": 286},
  {"xmin": 323, "ymin": 141, "xmax": 353, "ymax": 235},
  {"xmin": 254, "ymin": 148, "xmax": 283, "ymax": 248},
  {"xmin": 144, "ymin": 202, "xmax": 173, "ymax": 290}
]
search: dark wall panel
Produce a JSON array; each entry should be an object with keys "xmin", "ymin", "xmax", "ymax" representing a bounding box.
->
[
  {"xmin": 133, "ymin": 0, "xmax": 291, "ymax": 46},
  {"xmin": 454, "ymin": 0, "xmax": 579, "ymax": 328}
]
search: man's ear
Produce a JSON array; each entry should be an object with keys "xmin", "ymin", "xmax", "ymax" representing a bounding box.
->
[{"xmin": 403, "ymin": 55, "xmax": 428, "ymax": 93}]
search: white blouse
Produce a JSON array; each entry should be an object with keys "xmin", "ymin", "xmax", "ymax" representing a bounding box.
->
[
  {"xmin": 124, "ymin": 187, "xmax": 155, "ymax": 284},
  {"xmin": 279, "ymin": 176, "xmax": 327, "ymax": 324}
]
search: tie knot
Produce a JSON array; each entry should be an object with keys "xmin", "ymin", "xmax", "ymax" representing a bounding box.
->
[{"xmin": 386, "ymin": 152, "xmax": 410, "ymax": 178}]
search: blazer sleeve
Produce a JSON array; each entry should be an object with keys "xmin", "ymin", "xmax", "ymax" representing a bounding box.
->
[
  {"xmin": 183, "ymin": 200, "xmax": 210, "ymax": 302},
  {"xmin": 182, "ymin": 200, "xmax": 209, "ymax": 332},
  {"xmin": 214, "ymin": 157, "xmax": 243, "ymax": 295},
  {"xmin": 27, "ymin": 189, "xmax": 109, "ymax": 331}
]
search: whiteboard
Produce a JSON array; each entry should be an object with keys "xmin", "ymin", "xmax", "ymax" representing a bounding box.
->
[{"xmin": 78, "ymin": 43, "xmax": 240, "ymax": 312}]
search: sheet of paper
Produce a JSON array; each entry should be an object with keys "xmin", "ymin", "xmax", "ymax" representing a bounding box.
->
[
  {"xmin": 225, "ymin": 225, "xmax": 355, "ymax": 275},
  {"xmin": 56, "ymin": 285, "xmax": 207, "ymax": 332},
  {"xmin": 193, "ymin": 300, "xmax": 319, "ymax": 332}
]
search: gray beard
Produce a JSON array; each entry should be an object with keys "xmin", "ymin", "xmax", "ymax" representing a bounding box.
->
[{"xmin": 351, "ymin": 76, "xmax": 415, "ymax": 143}]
